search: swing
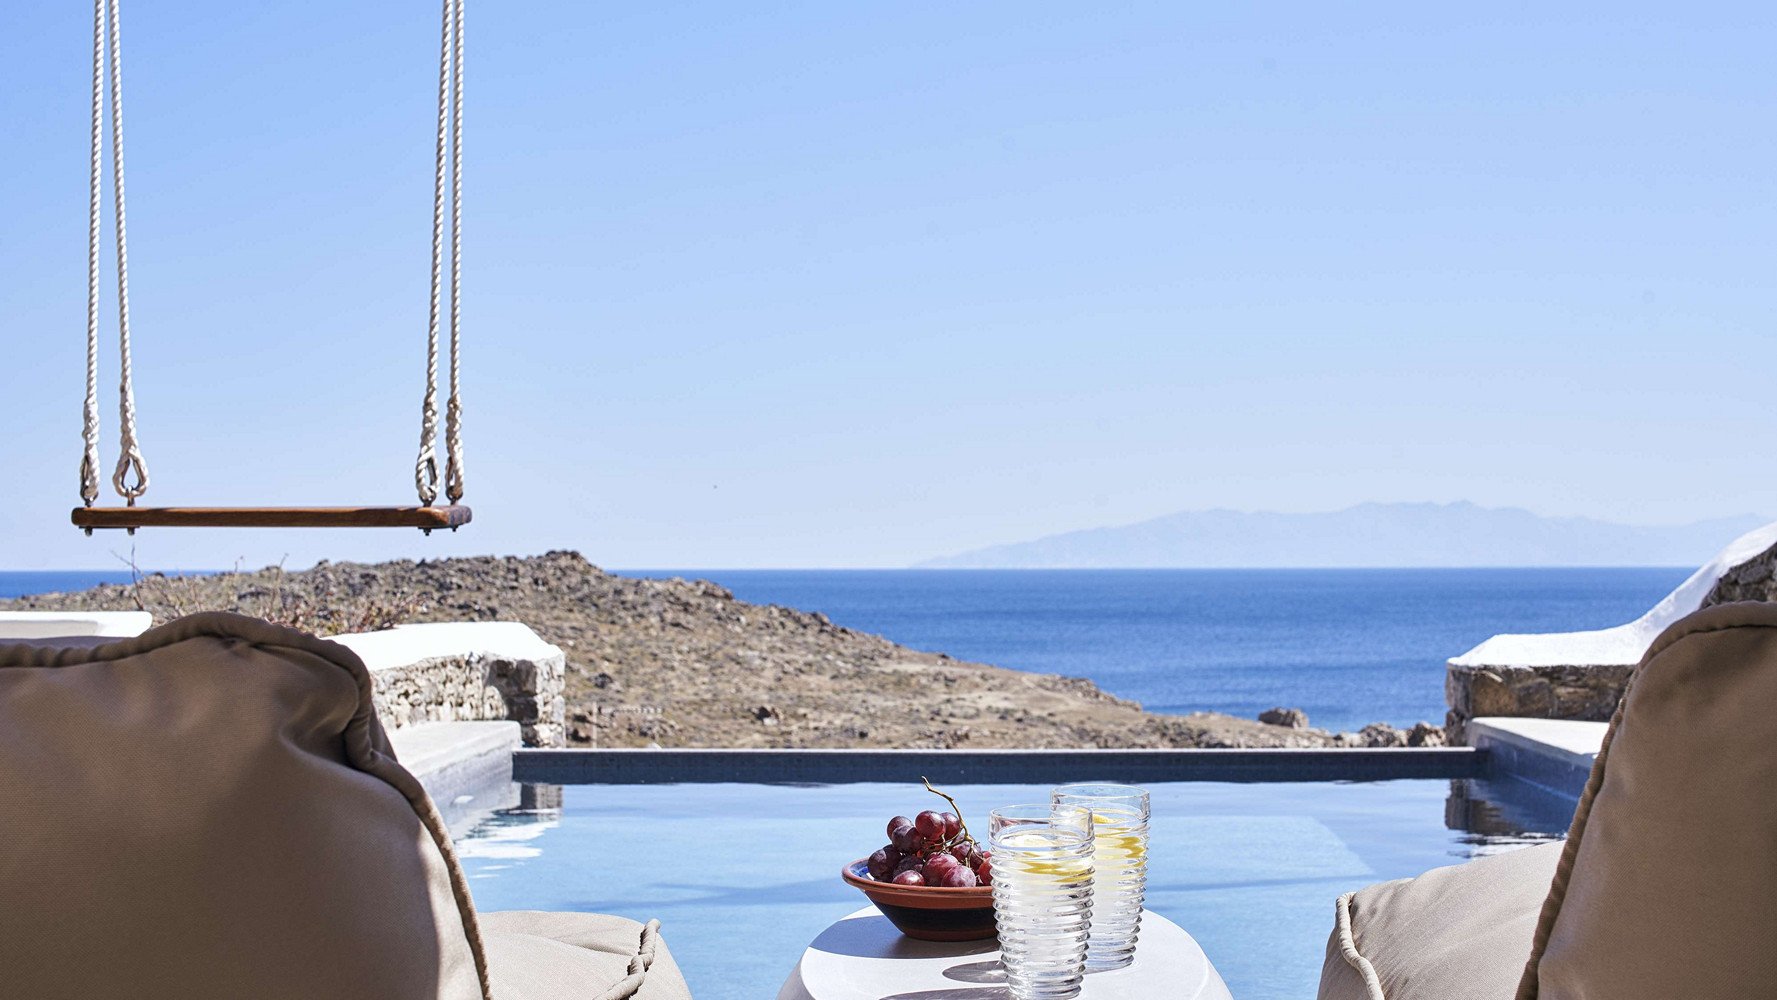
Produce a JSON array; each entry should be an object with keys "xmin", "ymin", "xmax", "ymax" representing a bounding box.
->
[{"xmin": 71, "ymin": 0, "xmax": 471, "ymax": 535}]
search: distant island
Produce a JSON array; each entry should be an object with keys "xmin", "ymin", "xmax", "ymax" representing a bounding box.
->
[{"xmin": 918, "ymin": 501, "xmax": 1764, "ymax": 569}]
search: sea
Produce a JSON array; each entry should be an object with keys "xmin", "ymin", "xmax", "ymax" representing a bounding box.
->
[
  {"xmin": 2, "ymin": 567, "xmax": 1687, "ymax": 732},
  {"xmin": 633, "ymin": 567, "xmax": 1687, "ymax": 732},
  {"xmin": 0, "ymin": 571, "xmax": 151, "ymax": 598}
]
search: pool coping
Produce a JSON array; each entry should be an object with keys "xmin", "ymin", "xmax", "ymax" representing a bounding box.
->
[
  {"xmin": 1466, "ymin": 717, "xmax": 1604, "ymax": 800},
  {"xmin": 512, "ymin": 746, "xmax": 1486, "ymax": 785},
  {"xmin": 390, "ymin": 720, "xmax": 521, "ymax": 836}
]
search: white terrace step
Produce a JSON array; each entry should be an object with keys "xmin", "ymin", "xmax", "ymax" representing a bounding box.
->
[
  {"xmin": 388, "ymin": 720, "xmax": 521, "ymax": 838},
  {"xmin": 1469, "ymin": 716, "xmax": 1606, "ymax": 800}
]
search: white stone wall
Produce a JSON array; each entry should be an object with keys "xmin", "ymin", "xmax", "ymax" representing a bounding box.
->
[
  {"xmin": 1446, "ymin": 520, "xmax": 1777, "ymax": 741},
  {"xmin": 332, "ymin": 622, "xmax": 566, "ymax": 747}
]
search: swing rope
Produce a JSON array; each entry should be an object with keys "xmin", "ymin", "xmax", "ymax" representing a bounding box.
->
[
  {"xmin": 83, "ymin": 0, "xmax": 148, "ymax": 507},
  {"xmin": 417, "ymin": 0, "xmax": 466, "ymax": 506},
  {"xmin": 80, "ymin": 0, "xmax": 465, "ymax": 512},
  {"xmin": 79, "ymin": 0, "xmax": 104, "ymax": 507}
]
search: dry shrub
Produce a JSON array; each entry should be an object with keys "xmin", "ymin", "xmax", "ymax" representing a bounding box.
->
[{"xmin": 126, "ymin": 561, "xmax": 419, "ymax": 637}]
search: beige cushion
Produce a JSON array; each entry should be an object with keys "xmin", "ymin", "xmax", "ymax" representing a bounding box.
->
[
  {"xmin": 0, "ymin": 612, "xmax": 694, "ymax": 1000},
  {"xmin": 1518, "ymin": 603, "xmax": 1777, "ymax": 999},
  {"xmin": 0, "ymin": 634, "xmax": 113, "ymax": 649},
  {"xmin": 482, "ymin": 911, "xmax": 693, "ymax": 1000},
  {"xmin": 1319, "ymin": 841, "xmax": 1562, "ymax": 1000},
  {"xmin": 0, "ymin": 612, "xmax": 487, "ymax": 1000}
]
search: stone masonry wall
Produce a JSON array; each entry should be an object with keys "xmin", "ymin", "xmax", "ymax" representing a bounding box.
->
[
  {"xmin": 1444, "ymin": 662, "xmax": 1634, "ymax": 743},
  {"xmin": 1446, "ymin": 540, "xmax": 1777, "ymax": 743},
  {"xmin": 1703, "ymin": 542, "xmax": 1777, "ymax": 604},
  {"xmin": 370, "ymin": 649, "xmax": 566, "ymax": 747}
]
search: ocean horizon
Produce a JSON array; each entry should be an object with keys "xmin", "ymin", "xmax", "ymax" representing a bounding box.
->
[{"xmin": 3, "ymin": 566, "xmax": 1686, "ymax": 732}]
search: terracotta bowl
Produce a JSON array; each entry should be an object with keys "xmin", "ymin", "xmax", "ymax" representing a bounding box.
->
[{"xmin": 842, "ymin": 859, "xmax": 998, "ymax": 942}]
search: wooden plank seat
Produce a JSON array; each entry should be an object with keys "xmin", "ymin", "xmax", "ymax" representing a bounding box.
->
[{"xmin": 71, "ymin": 505, "xmax": 473, "ymax": 532}]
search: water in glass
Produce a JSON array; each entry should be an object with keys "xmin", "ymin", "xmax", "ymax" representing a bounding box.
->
[
  {"xmin": 988, "ymin": 803, "xmax": 1095, "ymax": 1000},
  {"xmin": 1052, "ymin": 783, "xmax": 1150, "ymax": 970}
]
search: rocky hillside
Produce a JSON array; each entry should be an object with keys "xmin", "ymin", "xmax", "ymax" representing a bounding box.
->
[{"xmin": 2, "ymin": 552, "xmax": 1439, "ymax": 749}]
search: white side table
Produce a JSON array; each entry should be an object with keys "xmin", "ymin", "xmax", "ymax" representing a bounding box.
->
[{"xmin": 778, "ymin": 906, "xmax": 1234, "ymax": 999}]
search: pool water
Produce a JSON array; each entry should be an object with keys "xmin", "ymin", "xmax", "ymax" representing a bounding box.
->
[{"xmin": 455, "ymin": 779, "xmax": 1569, "ymax": 1000}]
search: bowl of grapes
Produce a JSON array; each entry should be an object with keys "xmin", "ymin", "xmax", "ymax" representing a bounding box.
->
[{"xmin": 842, "ymin": 780, "xmax": 997, "ymax": 941}]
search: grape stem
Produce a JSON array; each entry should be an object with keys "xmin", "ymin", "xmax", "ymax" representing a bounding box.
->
[{"xmin": 920, "ymin": 775, "xmax": 974, "ymax": 847}]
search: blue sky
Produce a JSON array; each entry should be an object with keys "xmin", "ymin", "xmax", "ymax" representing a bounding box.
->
[{"xmin": 2, "ymin": 2, "xmax": 1774, "ymax": 570}]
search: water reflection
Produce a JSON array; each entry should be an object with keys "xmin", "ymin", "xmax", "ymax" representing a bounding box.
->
[
  {"xmin": 1444, "ymin": 777, "xmax": 1573, "ymax": 850},
  {"xmin": 452, "ymin": 783, "xmax": 564, "ymax": 863}
]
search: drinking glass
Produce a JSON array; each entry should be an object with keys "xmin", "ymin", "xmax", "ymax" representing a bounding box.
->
[
  {"xmin": 988, "ymin": 803, "xmax": 1095, "ymax": 1000},
  {"xmin": 1051, "ymin": 782, "xmax": 1150, "ymax": 970}
]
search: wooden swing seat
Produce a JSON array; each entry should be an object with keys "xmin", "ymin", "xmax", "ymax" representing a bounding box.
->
[
  {"xmin": 69, "ymin": 1, "xmax": 471, "ymax": 537},
  {"xmin": 71, "ymin": 505, "xmax": 473, "ymax": 532}
]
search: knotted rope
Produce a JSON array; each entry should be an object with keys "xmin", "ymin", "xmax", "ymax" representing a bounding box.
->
[
  {"xmin": 417, "ymin": 0, "xmax": 466, "ymax": 506},
  {"xmin": 83, "ymin": 0, "xmax": 149, "ymax": 506},
  {"xmin": 80, "ymin": 0, "xmax": 105, "ymax": 506}
]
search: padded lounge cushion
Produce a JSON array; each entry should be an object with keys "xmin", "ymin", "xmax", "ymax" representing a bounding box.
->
[
  {"xmin": 1518, "ymin": 603, "xmax": 1777, "ymax": 999},
  {"xmin": 0, "ymin": 613, "xmax": 488, "ymax": 1000},
  {"xmin": 1319, "ymin": 841, "xmax": 1562, "ymax": 1000},
  {"xmin": 481, "ymin": 911, "xmax": 693, "ymax": 1000}
]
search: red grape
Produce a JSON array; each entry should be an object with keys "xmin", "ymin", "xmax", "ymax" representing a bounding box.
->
[
  {"xmin": 940, "ymin": 813, "xmax": 961, "ymax": 840},
  {"xmin": 887, "ymin": 816, "xmax": 913, "ymax": 839},
  {"xmin": 892, "ymin": 870, "xmax": 926, "ymax": 887},
  {"xmin": 922, "ymin": 854, "xmax": 959, "ymax": 879},
  {"xmin": 939, "ymin": 866, "xmax": 978, "ymax": 888},
  {"xmin": 867, "ymin": 848, "xmax": 897, "ymax": 881},
  {"xmin": 914, "ymin": 811, "xmax": 945, "ymax": 842},
  {"xmin": 889, "ymin": 823, "xmax": 921, "ymax": 853},
  {"xmin": 949, "ymin": 842, "xmax": 980, "ymax": 866},
  {"xmin": 976, "ymin": 854, "xmax": 993, "ymax": 885},
  {"xmin": 893, "ymin": 855, "xmax": 923, "ymax": 877}
]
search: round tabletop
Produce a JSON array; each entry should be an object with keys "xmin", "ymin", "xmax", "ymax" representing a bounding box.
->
[{"xmin": 777, "ymin": 907, "xmax": 1233, "ymax": 1000}]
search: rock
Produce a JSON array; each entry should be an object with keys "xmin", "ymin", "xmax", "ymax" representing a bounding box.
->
[
  {"xmin": 1703, "ymin": 541, "xmax": 1777, "ymax": 605},
  {"xmin": 1406, "ymin": 721, "xmax": 1445, "ymax": 747},
  {"xmin": 1359, "ymin": 722, "xmax": 1409, "ymax": 748},
  {"xmin": 1258, "ymin": 707, "xmax": 1309, "ymax": 729},
  {"xmin": 1445, "ymin": 661, "xmax": 1633, "ymax": 744},
  {"xmin": 1465, "ymin": 670, "xmax": 1521, "ymax": 717}
]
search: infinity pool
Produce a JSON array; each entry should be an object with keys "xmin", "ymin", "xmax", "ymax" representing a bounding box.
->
[{"xmin": 455, "ymin": 779, "xmax": 1569, "ymax": 1000}]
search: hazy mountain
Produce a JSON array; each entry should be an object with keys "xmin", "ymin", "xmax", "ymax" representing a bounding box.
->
[{"xmin": 917, "ymin": 502, "xmax": 1767, "ymax": 569}]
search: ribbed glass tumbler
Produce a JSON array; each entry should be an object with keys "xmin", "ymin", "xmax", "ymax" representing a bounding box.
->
[
  {"xmin": 988, "ymin": 803, "xmax": 1095, "ymax": 1000},
  {"xmin": 1052, "ymin": 782, "xmax": 1150, "ymax": 970}
]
